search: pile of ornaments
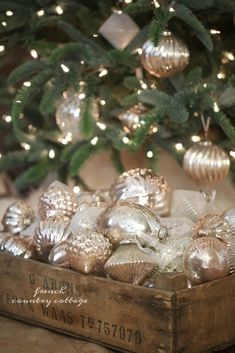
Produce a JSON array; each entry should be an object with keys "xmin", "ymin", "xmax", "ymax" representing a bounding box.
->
[{"xmin": 0, "ymin": 169, "xmax": 235, "ymax": 288}]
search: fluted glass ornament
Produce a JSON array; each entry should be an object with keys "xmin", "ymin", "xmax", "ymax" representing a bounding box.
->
[
  {"xmin": 2, "ymin": 202, "xmax": 35, "ymax": 235},
  {"xmin": 104, "ymin": 240, "xmax": 157, "ymax": 285},
  {"xmin": 141, "ymin": 31, "xmax": 189, "ymax": 78},
  {"xmin": 48, "ymin": 240, "xmax": 71, "ymax": 268},
  {"xmin": 110, "ymin": 168, "xmax": 171, "ymax": 216},
  {"xmin": 35, "ymin": 217, "xmax": 72, "ymax": 260},
  {"xmin": 170, "ymin": 189, "xmax": 215, "ymax": 222},
  {"xmin": 183, "ymin": 141, "xmax": 230, "ymax": 184},
  {"xmin": 38, "ymin": 181, "xmax": 78, "ymax": 220},
  {"xmin": 96, "ymin": 201, "xmax": 169, "ymax": 248},
  {"xmin": 222, "ymin": 208, "xmax": 235, "ymax": 235},
  {"xmin": 67, "ymin": 230, "xmax": 112, "ymax": 274},
  {"xmin": 56, "ymin": 91, "xmax": 99, "ymax": 142},
  {"xmin": 118, "ymin": 103, "xmax": 157, "ymax": 135},
  {"xmin": 183, "ymin": 237, "xmax": 230, "ymax": 285},
  {"xmin": 0, "ymin": 235, "xmax": 35, "ymax": 259}
]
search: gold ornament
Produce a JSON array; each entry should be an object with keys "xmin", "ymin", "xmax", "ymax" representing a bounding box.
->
[
  {"xmin": 192, "ymin": 214, "xmax": 233, "ymax": 245},
  {"xmin": 35, "ymin": 217, "xmax": 72, "ymax": 260},
  {"xmin": 0, "ymin": 235, "xmax": 35, "ymax": 259},
  {"xmin": 96, "ymin": 201, "xmax": 169, "ymax": 248},
  {"xmin": 2, "ymin": 202, "xmax": 35, "ymax": 235},
  {"xmin": 38, "ymin": 181, "xmax": 78, "ymax": 220},
  {"xmin": 56, "ymin": 91, "xmax": 99, "ymax": 142},
  {"xmin": 104, "ymin": 240, "xmax": 157, "ymax": 285},
  {"xmin": 110, "ymin": 168, "xmax": 171, "ymax": 216},
  {"xmin": 183, "ymin": 141, "xmax": 230, "ymax": 184},
  {"xmin": 183, "ymin": 237, "xmax": 230, "ymax": 285},
  {"xmin": 118, "ymin": 103, "xmax": 158, "ymax": 135},
  {"xmin": 141, "ymin": 31, "xmax": 189, "ymax": 78},
  {"xmin": 67, "ymin": 230, "xmax": 112, "ymax": 274},
  {"xmin": 48, "ymin": 240, "xmax": 71, "ymax": 268}
]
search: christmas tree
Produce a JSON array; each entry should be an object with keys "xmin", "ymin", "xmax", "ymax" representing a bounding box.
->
[{"xmin": 0, "ymin": 0, "xmax": 235, "ymax": 191}]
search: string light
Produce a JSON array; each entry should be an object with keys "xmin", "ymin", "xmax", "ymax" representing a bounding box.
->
[
  {"xmin": 0, "ymin": 45, "xmax": 5, "ymax": 53},
  {"xmin": 73, "ymin": 186, "xmax": 81, "ymax": 194},
  {"xmin": 96, "ymin": 122, "xmax": 107, "ymax": 130},
  {"xmin": 146, "ymin": 151, "xmax": 153, "ymax": 158},
  {"xmin": 91, "ymin": 136, "xmax": 98, "ymax": 145},
  {"xmin": 217, "ymin": 72, "xmax": 226, "ymax": 79},
  {"xmin": 78, "ymin": 92, "xmax": 86, "ymax": 99},
  {"xmin": 229, "ymin": 151, "xmax": 235, "ymax": 158},
  {"xmin": 175, "ymin": 143, "xmax": 184, "ymax": 151},
  {"xmin": 2, "ymin": 22, "xmax": 7, "ymax": 27},
  {"xmin": 213, "ymin": 102, "xmax": 220, "ymax": 112},
  {"xmin": 21, "ymin": 143, "xmax": 31, "ymax": 150},
  {"xmin": 169, "ymin": 7, "xmax": 175, "ymax": 12},
  {"xmin": 0, "ymin": 154, "xmax": 2, "ymax": 159},
  {"xmin": 61, "ymin": 63, "xmax": 70, "ymax": 73},
  {"xmin": 136, "ymin": 48, "xmax": 143, "ymax": 55},
  {"xmin": 3, "ymin": 115, "xmax": 11, "ymax": 123},
  {"xmin": 125, "ymin": 0, "xmax": 133, "ymax": 3},
  {"xmin": 140, "ymin": 80, "xmax": 148, "ymax": 89},
  {"xmin": 30, "ymin": 49, "xmax": 38, "ymax": 59},
  {"xmin": 99, "ymin": 68, "xmax": 108, "ymax": 77},
  {"xmin": 48, "ymin": 149, "xmax": 55, "ymax": 159},
  {"xmin": 6, "ymin": 10, "xmax": 13, "ymax": 16},
  {"xmin": 153, "ymin": 0, "xmax": 160, "ymax": 8},
  {"xmin": 55, "ymin": 5, "xmax": 63, "ymax": 15},
  {"xmin": 37, "ymin": 9, "xmax": 44, "ymax": 16},
  {"xmin": 100, "ymin": 99, "xmax": 106, "ymax": 106},
  {"xmin": 210, "ymin": 29, "xmax": 221, "ymax": 34},
  {"xmin": 191, "ymin": 135, "xmax": 201, "ymax": 142},
  {"xmin": 122, "ymin": 136, "xmax": 130, "ymax": 144},
  {"xmin": 80, "ymin": 60, "xmax": 84, "ymax": 64},
  {"xmin": 23, "ymin": 81, "xmax": 31, "ymax": 87},
  {"xmin": 93, "ymin": 33, "xmax": 98, "ymax": 38}
]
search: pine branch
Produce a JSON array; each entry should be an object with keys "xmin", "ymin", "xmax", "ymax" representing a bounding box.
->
[
  {"xmin": 48, "ymin": 43, "xmax": 84, "ymax": 65},
  {"xmin": 40, "ymin": 82, "xmax": 65, "ymax": 115},
  {"xmin": 108, "ymin": 50, "xmax": 138, "ymax": 69},
  {"xmin": 138, "ymin": 89, "xmax": 171, "ymax": 106},
  {"xmin": 0, "ymin": 150, "xmax": 42, "ymax": 172},
  {"xmin": 79, "ymin": 97, "xmax": 95, "ymax": 138},
  {"xmin": 111, "ymin": 148, "xmax": 125, "ymax": 174},
  {"xmin": 121, "ymin": 93, "xmax": 139, "ymax": 107},
  {"xmin": 175, "ymin": 3, "xmax": 213, "ymax": 51},
  {"xmin": 149, "ymin": 8, "xmax": 174, "ymax": 46},
  {"xmin": 180, "ymin": 0, "xmax": 213, "ymax": 10},
  {"xmin": 8, "ymin": 60, "xmax": 46, "ymax": 86},
  {"xmin": 213, "ymin": 111, "xmax": 235, "ymax": 143},
  {"xmin": 185, "ymin": 67, "xmax": 202, "ymax": 86},
  {"xmin": 124, "ymin": 0, "xmax": 152, "ymax": 13}
]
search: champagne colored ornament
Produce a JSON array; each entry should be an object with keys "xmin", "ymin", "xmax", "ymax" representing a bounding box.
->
[
  {"xmin": 69, "ymin": 206, "xmax": 105, "ymax": 233},
  {"xmin": 222, "ymin": 208, "xmax": 235, "ymax": 235},
  {"xmin": 48, "ymin": 240, "xmax": 71, "ymax": 268},
  {"xmin": 183, "ymin": 141, "xmax": 230, "ymax": 184},
  {"xmin": 110, "ymin": 168, "xmax": 171, "ymax": 216},
  {"xmin": 38, "ymin": 181, "xmax": 78, "ymax": 220},
  {"xmin": 170, "ymin": 189, "xmax": 215, "ymax": 222},
  {"xmin": 118, "ymin": 103, "xmax": 158, "ymax": 135},
  {"xmin": 35, "ymin": 217, "xmax": 72, "ymax": 260},
  {"xmin": 141, "ymin": 31, "xmax": 189, "ymax": 78},
  {"xmin": 104, "ymin": 240, "xmax": 157, "ymax": 285},
  {"xmin": 56, "ymin": 91, "xmax": 99, "ymax": 142},
  {"xmin": 77, "ymin": 190, "xmax": 110, "ymax": 211},
  {"xmin": 99, "ymin": 12, "xmax": 140, "ymax": 49},
  {"xmin": 96, "ymin": 201, "xmax": 169, "ymax": 248},
  {"xmin": 183, "ymin": 237, "xmax": 230, "ymax": 285},
  {"xmin": 0, "ymin": 232, "xmax": 10, "ymax": 245},
  {"xmin": 0, "ymin": 235, "xmax": 35, "ymax": 259},
  {"xmin": 2, "ymin": 202, "xmax": 35, "ymax": 235},
  {"xmin": 67, "ymin": 230, "xmax": 112, "ymax": 274},
  {"xmin": 193, "ymin": 214, "xmax": 232, "ymax": 244}
]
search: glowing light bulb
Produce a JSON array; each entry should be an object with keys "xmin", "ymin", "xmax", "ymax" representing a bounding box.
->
[
  {"xmin": 55, "ymin": 5, "xmax": 63, "ymax": 15},
  {"xmin": 96, "ymin": 122, "xmax": 106, "ymax": 130},
  {"xmin": 229, "ymin": 151, "xmax": 235, "ymax": 158},
  {"xmin": 146, "ymin": 151, "xmax": 153, "ymax": 158},
  {"xmin": 91, "ymin": 136, "xmax": 98, "ymax": 145},
  {"xmin": 48, "ymin": 149, "xmax": 55, "ymax": 159},
  {"xmin": 23, "ymin": 81, "xmax": 31, "ymax": 87},
  {"xmin": 122, "ymin": 136, "xmax": 130, "ymax": 144},
  {"xmin": 0, "ymin": 45, "xmax": 5, "ymax": 52},
  {"xmin": 99, "ymin": 69, "xmax": 108, "ymax": 77},
  {"xmin": 30, "ymin": 49, "xmax": 38, "ymax": 59},
  {"xmin": 191, "ymin": 135, "xmax": 201, "ymax": 142},
  {"xmin": 175, "ymin": 143, "xmax": 184, "ymax": 151},
  {"xmin": 6, "ymin": 10, "xmax": 13, "ymax": 16},
  {"xmin": 61, "ymin": 63, "xmax": 70, "ymax": 72},
  {"xmin": 37, "ymin": 9, "xmax": 44, "ymax": 16}
]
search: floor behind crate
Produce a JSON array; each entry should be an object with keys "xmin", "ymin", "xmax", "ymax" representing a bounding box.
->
[{"xmin": 0, "ymin": 315, "xmax": 234, "ymax": 353}]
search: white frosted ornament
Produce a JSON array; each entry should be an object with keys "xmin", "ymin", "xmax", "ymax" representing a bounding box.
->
[
  {"xmin": 99, "ymin": 12, "xmax": 140, "ymax": 49},
  {"xmin": 69, "ymin": 206, "xmax": 105, "ymax": 233},
  {"xmin": 56, "ymin": 91, "xmax": 99, "ymax": 142},
  {"xmin": 170, "ymin": 189, "xmax": 215, "ymax": 222},
  {"xmin": 160, "ymin": 217, "xmax": 193, "ymax": 239}
]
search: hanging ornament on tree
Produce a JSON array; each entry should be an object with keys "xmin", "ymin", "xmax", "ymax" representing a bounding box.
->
[
  {"xmin": 118, "ymin": 103, "xmax": 158, "ymax": 135},
  {"xmin": 56, "ymin": 91, "xmax": 99, "ymax": 142},
  {"xmin": 183, "ymin": 116, "xmax": 230, "ymax": 184},
  {"xmin": 110, "ymin": 168, "xmax": 171, "ymax": 216},
  {"xmin": 99, "ymin": 11, "xmax": 140, "ymax": 50},
  {"xmin": 2, "ymin": 202, "xmax": 35, "ymax": 235},
  {"xmin": 141, "ymin": 31, "xmax": 190, "ymax": 78}
]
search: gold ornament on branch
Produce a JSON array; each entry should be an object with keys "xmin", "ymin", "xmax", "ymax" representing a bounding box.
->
[
  {"xmin": 110, "ymin": 168, "xmax": 171, "ymax": 216},
  {"xmin": 183, "ymin": 237, "xmax": 230, "ymax": 285},
  {"xmin": 118, "ymin": 103, "xmax": 158, "ymax": 135},
  {"xmin": 141, "ymin": 31, "xmax": 190, "ymax": 78},
  {"xmin": 0, "ymin": 235, "xmax": 35, "ymax": 259},
  {"xmin": 2, "ymin": 202, "xmax": 35, "ymax": 235},
  {"xmin": 183, "ymin": 141, "xmax": 230, "ymax": 184},
  {"xmin": 67, "ymin": 230, "xmax": 112, "ymax": 274},
  {"xmin": 104, "ymin": 240, "xmax": 157, "ymax": 285},
  {"xmin": 96, "ymin": 201, "xmax": 169, "ymax": 248},
  {"xmin": 38, "ymin": 181, "xmax": 78, "ymax": 220}
]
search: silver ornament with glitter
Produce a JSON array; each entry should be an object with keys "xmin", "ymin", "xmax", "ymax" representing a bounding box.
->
[
  {"xmin": 99, "ymin": 12, "xmax": 140, "ymax": 49},
  {"xmin": 141, "ymin": 31, "xmax": 189, "ymax": 78},
  {"xmin": 38, "ymin": 181, "xmax": 78, "ymax": 220},
  {"xmin": 67, "ymin": 230, "xmax": 112, "ymax": 274},
  {"xmin": 0, "ymin": 235, "xmax": 35, "ymax": 259},
  {"xmin": 110, "ymin": 168, "xmax": 171, "ymax": 216},
  {"xmin": 2, "ymin": 202, "xmax": 35, "ymax": 235}
]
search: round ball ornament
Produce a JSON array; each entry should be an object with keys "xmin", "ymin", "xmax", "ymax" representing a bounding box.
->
[
  {"xmin": 38, "ymin": 181, "xmax": 78, "ymax": 220},
  {"xmin": 141, "ymin": 31, "xmax": 189, "ymax": 78},
  {"xmin": 183, "ymin": 237, "xmax": 230, "ymax": 285},
  {"xmin": 183, "ymin": 141, "xmax": 230, "ymax": 184},
  {"xmin": 56, "ymin": 91, "xmax": 99, "ymax": 142},
  {"xmin": 110, "ymin": 168, "xmax": 171, "ymax": 216},
  {"xmin": 2, "ymin": 202, "xmax": 35, "ymax": 235},
  {"xmin": 118, "ymin": 103, "xmax": 158, "ymax": 135}
]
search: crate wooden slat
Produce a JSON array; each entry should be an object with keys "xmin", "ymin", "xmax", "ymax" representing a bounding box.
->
[{"xmin": 0, "ymin": 252, "xmax": 235, "ymax": 353}]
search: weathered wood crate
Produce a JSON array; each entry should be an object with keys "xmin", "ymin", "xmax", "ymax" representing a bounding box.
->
[{"xmin": 0, "ymin": 252, "xmax": 235, "ymax": 353}]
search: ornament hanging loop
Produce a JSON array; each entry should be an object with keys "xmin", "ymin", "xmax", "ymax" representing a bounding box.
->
[{"xmin": 201, "ymin": 114, "xmax": 211, "ymax": 140}]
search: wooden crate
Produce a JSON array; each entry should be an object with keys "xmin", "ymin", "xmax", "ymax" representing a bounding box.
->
[{"xmin": 0, "ymin": 252, "xmax": 235, "ymax": 353}]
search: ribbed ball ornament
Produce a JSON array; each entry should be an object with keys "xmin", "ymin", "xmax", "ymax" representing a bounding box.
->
[
  {"xmin": 2, "ymin": 202, "xmax": 35, "ymax": 235},
  {"xmin": 183, "ymin": 141, "xmax": 230, "ymax": 184},
  {"xmin": 141, "ymin": 31, "xmax": 189, "ymax": 78}
]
